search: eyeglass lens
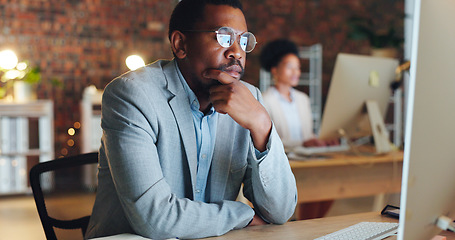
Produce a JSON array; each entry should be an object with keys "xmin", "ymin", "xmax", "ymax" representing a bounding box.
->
[{"xmin": 216, "ymin": 27, "xmax": 256, "ymax": 53}]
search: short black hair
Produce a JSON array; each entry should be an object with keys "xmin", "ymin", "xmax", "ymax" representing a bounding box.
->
[
  {"xmin": 168, "ymin": 0, "xmax": 243, "ymax": 41},
  {"xmin": 260, "ymin": 39, "xmax": 299, "ymax": 72}
]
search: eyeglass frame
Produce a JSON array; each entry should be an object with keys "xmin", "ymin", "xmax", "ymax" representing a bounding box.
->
[{"xmin": 181, "ymin": 26, "xmax": 257, "ymax": 53}]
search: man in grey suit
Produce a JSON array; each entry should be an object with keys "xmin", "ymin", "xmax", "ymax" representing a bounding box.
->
[{"xmin": 86, "ymin": 0, "xmax": 297, "ymax": 239}]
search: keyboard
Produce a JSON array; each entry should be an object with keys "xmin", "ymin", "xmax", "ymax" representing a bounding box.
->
[
  {"xmin": 314, "ymin": 222, "xmax": 399, "ymax": 240},
  {"xmin": 293, "ymin": 144, "xmax": 350, "ymax": 156}
]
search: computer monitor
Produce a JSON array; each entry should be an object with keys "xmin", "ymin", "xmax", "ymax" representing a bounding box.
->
[
  {"xmin": 318, "ymin": 53, "xmax": 398, "ymax": 152},
  {"xmin": 398, "ymin": 0, "xmax": 455, "ymax": 239}
]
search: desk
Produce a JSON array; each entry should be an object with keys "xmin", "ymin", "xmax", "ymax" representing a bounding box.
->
[
  {"xmin": 207, "ymin": 212, "xmax": 455, "ymax": 240},
  {"xmin": 289, "ymin": 150, "xmax": 403, "ymax": 203},
  {"xmin": 90, "ymin": 212, "xmax": 455, "ymax": 239},
  {"xmin": 206, "ymin": 212, "xmax": 398, "ymax": 239}
]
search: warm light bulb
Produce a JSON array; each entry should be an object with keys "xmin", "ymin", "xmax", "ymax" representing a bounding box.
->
[
  {"xmin": 126, "ymin": 55, "xmax": 145, "ymax": 70},
  {"xmin": 0, "ymin": 50, "xmax": 18, "ymax": 70},
  {"xmin": 68, "ymin": 128, "xmax": 76, "ymax": 136},
  {"xmin": 3, "ymin": 69, "xmax": 21, "ymax": 80},
  {"xmin": 16, "ymin": 62, "xmax": 27, "ymax": 71}
]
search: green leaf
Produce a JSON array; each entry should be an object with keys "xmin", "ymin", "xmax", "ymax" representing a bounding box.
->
[
  {"xmin": 22, "ymin": 67, "xmax": 41, "ymax": 84},
  {"xmin": 50, "ymin": 77, "xmax": 64, "ymax": 88}
]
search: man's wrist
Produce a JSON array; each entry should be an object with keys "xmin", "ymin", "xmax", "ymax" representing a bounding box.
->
[
  {"xmin": 248, "ymin": 111, "xmax": 272, "ymax": 152},
  {"xmin": 246, "ymin": 216, "xmax": 254, "ymax": 227}
]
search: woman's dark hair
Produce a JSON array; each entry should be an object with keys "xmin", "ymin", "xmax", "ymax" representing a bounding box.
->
[
  {"xmin": 168, "ymin": 0, "xmax": 243, "ymax": 41},
  {"xmin": 260, "ymin": 39, "xmax": 299, "ymax": 72}
]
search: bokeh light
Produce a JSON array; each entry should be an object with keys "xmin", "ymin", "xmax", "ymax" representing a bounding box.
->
[
  {"xmin": 125, "ymin": 55, "xmax": 145, "ymax": 70},
  {"xmin": 0, "ymin": 50, "xmax": 18, "ymax": 69},
  {"xmin": 68, "ymin": 128, "xmax": 76, "ymax": 136},
  {"xmin": 61, "ymin": 148, "xmax": 68, "ymax": 156},
  {"xmin": 67, "ymin": 139, "xmax": 75, "ymax": 147},
  {"xmin": 16, "ymin": 62, "xmax": 27, "ymax": 71}
]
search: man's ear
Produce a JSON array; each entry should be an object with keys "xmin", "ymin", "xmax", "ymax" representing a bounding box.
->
[{"xmin": 170, "ymin": 31, "xmax": 187, "ymax": 59}]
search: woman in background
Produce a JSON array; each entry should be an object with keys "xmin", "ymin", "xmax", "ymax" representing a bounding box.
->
[
  {"xmin": 261, "ymin": 39, "xmax": 331, "ymax": 149},
  {"xmin": 260, "ymin": 39, "xmax": 333, "ymax": 219}
]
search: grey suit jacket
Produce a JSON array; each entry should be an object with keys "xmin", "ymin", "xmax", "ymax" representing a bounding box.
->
[{"xmin": 85, "ymin": 60, "xmax": 297, "ymax": 239}]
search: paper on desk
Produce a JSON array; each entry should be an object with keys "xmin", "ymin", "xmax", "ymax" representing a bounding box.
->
[
  {"xmin": 90, "ymin": 233, "xmax": 178, "ymax": 240},
  {"xmin": 287, "ymin": 152, "xmax": 330, "ymax": 161}
]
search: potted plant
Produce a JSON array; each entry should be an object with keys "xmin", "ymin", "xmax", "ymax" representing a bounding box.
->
[
  {"xmin": 0, "ymin": 49, "xmax": 49, "ymax": 101},
  {"xmin": 0, "ymin": 62, "xmax": 41, "ymax": 102},
  {"xmin": 348, "ymin": 15, "xmax": 404, "ymax": 58}
]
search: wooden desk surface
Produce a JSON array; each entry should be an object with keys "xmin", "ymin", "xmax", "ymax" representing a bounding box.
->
[
  {"xmin": 91, "ymin": 212, "xmax": 455, "ymax": 240},
  {"xmin": 205, "ymin": 212, "xmax": 455, "ymax": 240},
  {"xmin": 205, "ymin": 212, "xmax": 393, "ymax": 239},
  {"xmin": 289, "ymin": 150, "xmax": 403, "ymax": 203},
  {"xmin": 289, "ymin": 150, "xmax": 403, "ymax": 168}
]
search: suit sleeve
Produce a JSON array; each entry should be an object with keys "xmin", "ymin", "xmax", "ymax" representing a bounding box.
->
[
  {"xmin": 100, "ymin": 77, "xmax": 254, "ymax": 239},
  {"xmin": 242, "ymin": 86, "xmax": 298, "ymax": 224}
]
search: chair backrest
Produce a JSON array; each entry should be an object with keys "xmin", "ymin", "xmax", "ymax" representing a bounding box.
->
[{"xmin": 30, "ymin": 152, "xmax": 98, "ymax": 240}]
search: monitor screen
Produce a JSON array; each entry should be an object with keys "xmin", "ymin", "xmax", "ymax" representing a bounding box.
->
[
  {"xmin": 318, "ymin": 53, "xmax": 398, "ymax": 142},
  {"xmin": 398, "ymin": 0, "xmax": 455, "ymax": 239}
]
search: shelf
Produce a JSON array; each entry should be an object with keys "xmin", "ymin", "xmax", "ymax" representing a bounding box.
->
[{"xmin": 0, "ymin": 100, "xmax": 54, "ymax": 195}]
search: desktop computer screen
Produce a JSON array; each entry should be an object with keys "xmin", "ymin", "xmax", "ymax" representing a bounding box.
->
[
  {"xmin": 398, "ymin": 0, "xmax": 455, "ymax": 239},
  {"xmin": 318, "ymin": 53, "xmax": 398, "ymax": 146}
]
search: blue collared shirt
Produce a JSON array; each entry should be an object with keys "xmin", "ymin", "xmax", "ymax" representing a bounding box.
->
[
  {"xmin": 174, "ymin": 61, "xmax": 269, "ymax": 202},
  {"xmin": 175, "ymin": 62, "xmax": 218, "ymax": 202}
]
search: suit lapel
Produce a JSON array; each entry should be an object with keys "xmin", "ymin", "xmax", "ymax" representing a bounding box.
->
[
  {"xmin": 162, "ymin": 61, "xmax": 198, "ymax": 193},
  {"xmin": 209, "ymin": 115, "xmax": 234, "ymax": 201}
]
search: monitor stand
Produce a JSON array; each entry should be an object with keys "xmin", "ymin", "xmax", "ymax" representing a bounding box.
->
[{"xmin": 366, "ymin": 100, "xmax": 391, "ymax": 154}]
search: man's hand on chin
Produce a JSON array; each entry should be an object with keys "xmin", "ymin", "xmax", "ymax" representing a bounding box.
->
[{"xmin": 204, "ymin": 69, "xmax": 272, "ymax": 152}]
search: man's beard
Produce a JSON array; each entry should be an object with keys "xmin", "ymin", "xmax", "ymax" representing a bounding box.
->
[
  {"xmin": 218, "ymin": 58, "xmax": 245, "ymax": 80},
  {"xmin": 191, "ymin": 59, "xmax": 245, "ymax": 99}
]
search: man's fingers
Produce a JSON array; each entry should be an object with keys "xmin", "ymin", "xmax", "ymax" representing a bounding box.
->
[
  {"xmin": 211, "ymin": 101, "xmax": 228, "ymax": 114},
  {"xmin": 209, "ymin": 83, "xmax": 234, "ymax": 96},
  {"xmin": 203, "ymin": 69, "xmax": 235, "ymax": 85},
  {"xmin": 209, "ymin": 90, "xmax": 230, "ymax": 114}
]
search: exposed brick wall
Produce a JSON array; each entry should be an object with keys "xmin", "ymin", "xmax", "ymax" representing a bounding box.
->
[
  {"xmin": 0, "ymin": 0, "xmax": 176, "ymax": 157},
  {"xmin": 0, "ymin": 0, "xmax": 403, "ymax": 158},
  {"xmin": 242, "ymin": 0, "xmax": 404, "ymax": 97}
]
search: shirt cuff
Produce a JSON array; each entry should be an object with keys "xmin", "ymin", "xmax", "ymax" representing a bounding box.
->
[
  {"xmin": 253, "ymin": 133, "xmax": 272, "ymax": 160},
  {"xmin": 254, "ymin": 148, "xmax": 269, "ymax": 160}
]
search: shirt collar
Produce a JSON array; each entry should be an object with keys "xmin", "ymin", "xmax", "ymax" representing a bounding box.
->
[{"xmin": 273, "ymin": 86, "xmax": 295, "ymax": 103}]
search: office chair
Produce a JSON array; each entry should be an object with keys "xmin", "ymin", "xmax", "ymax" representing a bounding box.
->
[{"xmin": 30, "ymin": 152, "xmax": 98, "ymax": 240}]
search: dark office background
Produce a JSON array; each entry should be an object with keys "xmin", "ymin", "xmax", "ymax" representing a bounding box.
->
[{"xmin": 0, "ymin": 0, "xmax": 404, "ymax": 158}]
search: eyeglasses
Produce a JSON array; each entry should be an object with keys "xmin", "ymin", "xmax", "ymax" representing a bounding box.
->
[{"xmin": 183, "ymin": 27, "xmax": 257, "ymax": 53}]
